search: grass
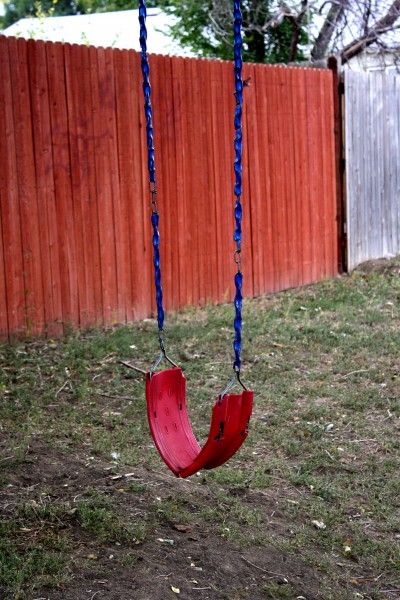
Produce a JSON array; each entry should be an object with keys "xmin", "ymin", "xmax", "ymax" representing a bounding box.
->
[
  {"xmin": 0, "ymin": 257, "xmax": 399, "ymax": 598},
  {"xmin": 0, "ymin": 500, "xmax": 72, "ymax": 592}
]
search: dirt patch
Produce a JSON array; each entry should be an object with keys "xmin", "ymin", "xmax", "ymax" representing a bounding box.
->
[
  {"xmin": 353, "ymin": 256, "xmax": 400, "ymax": 275},
  {"xmin": 1, "ymin": 441, "xmax": 322, "ymax": 600}
]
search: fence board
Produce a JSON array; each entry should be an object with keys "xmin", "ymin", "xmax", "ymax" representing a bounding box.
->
[
  {"xmin": 0, "ymin": 37, "xmax": 25, "ymax": 338},
  {"xmin": 132, "ymin": 50, "xmax": 152, "ymax": 321},
  {"xmin": 221, "ymin": 59, "xmax": 237, "ymax": 303},
  {"xmin": 374, "ymin": 75, "xmax": 384, "ymax": 258},
  {"xmin": 306, "ymin": 72, "xmax": 322, "ymax": 283},
  {"xmin": 84, "ymin": 43, "xmax": 104, "ymax": 328},
  {"xmin": 279, "ymin": 66, "xmax": 296, "ymax": 289},
  {"xmin": 289, "ymin": 68, "xmax": 304, "ymax": 287},
  {"xmin": 65, "ymin": 43, "xmax": 91, "ymax": 329},
  {"xmin": 170, "ymin": 57, "xmax": 189, "ymax": 308},
  {"xmin": 114, "ymin": 49, "xmax": 134, "ymax": 323},
  {"xmin": 202, "ymin": 58, "xmax": 220, "ymax": 305},
  {"xmin": 239, "ymin": 62, "xmax": 253, "ymax": 301},
  {"xmin": 0, "ymin": 37, "xmax": 338, "ymax": 340},
  {"xmin": 394, "ymin": 77, "xmax": 400, "ymax": 253},
  {"xmin": 316, "ymin": 72, "xmax": 329, "ymax": 280},
  {"xmin": 46, "ymin": 41, "xmax": 79, "ymax": 331},
  {"xmin": 170, "ymin": 56, "xmax": 187, "ymax": 310},
  {"xmin": 192, "ymin": 58, "xmax": 207, "ymax": 306},
  {"xmin": 186, "ymin": 57, "xmax": 200, "ymax": 307},
  {"xmin": 320, "ymin": 70, "xmax": 337, "ymax": 278},
  {"xmin": 105, "ymin": 46, "xmax": 126, "ymax": 325},
  {"xmin": 152, "ymin": 53, "xmax": 173, "ymax": 312},
  {"xmin": 209, "ymin": 60, "xmax": 227, "ymax": 303},
  {"xmin": 182, "ymin": 57, "xmax": 197, "ymax": 307},
  {"xmin": 27, "ymin": 40, "xmax": 63, "ymax": 338},
  {"xmin": 386, "ymin": 76, "xmax": 397, "ymax": 254},
  {"xmin": 345, "ymin": 70, "xmax": 400, "ymax": 269},
  {"xmin": 0, "ymin": 206, "xmax": 6, "ymax": 341},
  {"xmin": 267, "ymin": 67, "xmax": 284, "ymax": 291},
  {"xmin": 9, "ymin": 37, "xmax": 45, "ymax": 336},
  {"xmin": 253, "ymin": 64, "xmax": 273, "ymax": 292},
  {"xmin": 293, "ymin": 69, "xmax": 311, "ymax": 285},
  {"xmin": 82, "ymin": 44, "xmax": 102, "ymax": 328},
  {"xmin": 89, "ymin": 46, "xmax": 117, "ymax": 325},
  {"xmin": 246, "ymin": 62, "xmax": 262, "ymax": 298},
  {"xmin": 115, "ymin": 49, "xmax": 151, "ymax": 324}
]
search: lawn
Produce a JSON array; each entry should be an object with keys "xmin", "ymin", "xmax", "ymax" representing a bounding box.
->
[{"xmin": 0, "ymin": 258, "xmax": 399, "ymax": 600}]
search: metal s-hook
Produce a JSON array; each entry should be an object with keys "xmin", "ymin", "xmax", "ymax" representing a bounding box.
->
[
  {"xmin": 149, "ymin": 330, "xmax": 179, "ymax": 378},
  {"xmin": 220, "ymin": 368, "xmax": 248, "ymax": 399}
]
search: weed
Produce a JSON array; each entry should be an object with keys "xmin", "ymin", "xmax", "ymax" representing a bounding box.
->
[
  {"xmin": 262, "ymin": 581, "xmax": 294, "ymax": 597},
  {"xmin": 0, "ymin": 501, "xmax": 72, "ymax": 596}
]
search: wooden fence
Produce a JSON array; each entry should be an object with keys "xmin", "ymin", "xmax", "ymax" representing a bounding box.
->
[
  {"xmin": 345, "ymin": 70, "xmax": 400, "ymax": 270},
  {"xmin": 0, "ymin": 36, "xmax": 338, "ymax": 340}
]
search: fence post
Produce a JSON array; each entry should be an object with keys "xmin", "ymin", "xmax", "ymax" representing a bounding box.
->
[{"xmin": 328, "ymin": 56, "xmax": 346, "ymax": 273}]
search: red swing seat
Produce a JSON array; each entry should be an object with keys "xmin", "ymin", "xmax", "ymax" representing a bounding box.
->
[
  {"xmin": 146, "ymin": 368, "xmax": 253, "ymax": 478},
  {"xmin": 138, "ymin": 1, "xmax": 252, "ymax": 477}
]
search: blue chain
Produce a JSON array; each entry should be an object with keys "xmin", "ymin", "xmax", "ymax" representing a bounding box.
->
[
  {"xmin": 233, "ymin": 0, "xmax": 244, "ymax": 373},
  {"xmin": 139, "ymin": 1, "xmax": 245, "ymax": 375},
  {"xmin": 138, "ymin": 1, "xmax": 156, "ymax": 185},
  {"xmin": 139, "ymin": 0, "xmax": 164, "ymax": 336}
]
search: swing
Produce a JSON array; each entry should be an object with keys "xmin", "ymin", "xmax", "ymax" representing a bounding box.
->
[{"xmin": 138, "ymin": 0, "xmax": 253, "ymax": 478}]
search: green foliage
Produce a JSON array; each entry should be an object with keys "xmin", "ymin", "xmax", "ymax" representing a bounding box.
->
[
  {"xmin": 265, "ymin": 16, "xmax": 308, "ymax": 63},
  {"xmin": 159, "ymin": 0, "xmax": 233, "ymax": 60},
  {"xmin": 1, "ymin": 0, "xmax": 308, "ymax": 65},
  {"xmin": 157, "ymin": 0, "xmax": 308, "ymax": 64}
]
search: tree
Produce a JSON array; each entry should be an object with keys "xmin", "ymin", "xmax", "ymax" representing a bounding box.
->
[
  {"xmin": 2, "ymin": 0, "xmax": 399, "ymax": 67},
  {"xmin": 156, "ymin": 0, "xmax": 309, "ymax": 63},
  {"xmin": 157, "ymin": 0, "xmax": 400, "ymax": 65},
  {"xmin": 311, "ymin": 0, "xmax": 349, "ymax": 61},
  {"xmin": 312, "ymin": 0, "xmax": 400, "ymax": 64}
]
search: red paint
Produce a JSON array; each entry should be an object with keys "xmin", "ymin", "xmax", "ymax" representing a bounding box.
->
[{"xmin": 0, "ymin": 38, "xmax": 339, "ymax": 340}]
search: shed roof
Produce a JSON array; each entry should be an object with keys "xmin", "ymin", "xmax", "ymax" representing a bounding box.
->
[{"xmin": 2, "ymin": 8, "xmax": 194, "ymax": 56}]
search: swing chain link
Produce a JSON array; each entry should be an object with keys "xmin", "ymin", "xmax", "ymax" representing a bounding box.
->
[
  {"xmin": 150, "ymin": 186, "xmax": 158, "ymax": 215},
  {"xmin": 158, "ymin": 329, "xmax": 165, "ymax": 352},
  {"xmin": 234, "ymin": 248, "xmax": 242, "ymax": 273},
  {"xmin": 232, "ymin": 0, "xmax": 244, "ymax": 377},
  {"xmin": 139, "ymin": 0, "xmax": 166, "ymax": 339},
  {"xmin": 140, "ymin": 0, "xmax": 248, "ymax": 389}
]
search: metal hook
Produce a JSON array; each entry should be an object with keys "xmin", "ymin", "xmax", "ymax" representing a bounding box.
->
[
  {"xmin": 220, "ymin": 369, "xmax": 248, "ymax": 399},
  {"xmin": 149, "ymin": 349, "xmax": 179, "ymax": 379},
  {"xmin": 150, "ymin": 350, "xmax": 164, "ymax": 378}
]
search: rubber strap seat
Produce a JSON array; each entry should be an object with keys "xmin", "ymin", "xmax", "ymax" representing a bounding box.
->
[{"xmin": 146, "ymin": 368, "xmax": 253, "ymax": 478}]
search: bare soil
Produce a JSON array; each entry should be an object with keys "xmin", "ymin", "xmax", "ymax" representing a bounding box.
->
[{"xmin": 1, "ymin": 439, "xmax": 323, "ymax": 600}]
